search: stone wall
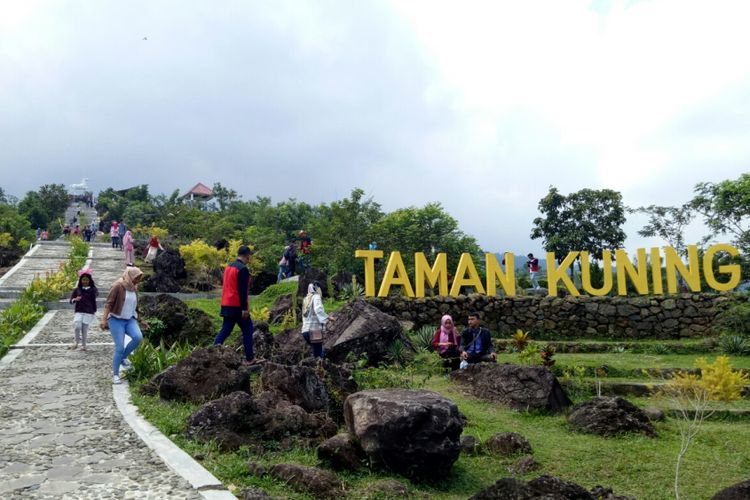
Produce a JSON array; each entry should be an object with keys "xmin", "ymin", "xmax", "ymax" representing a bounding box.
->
[{"xmin": 367, "ymin": 293, "xmax": 747, "ymax": 339}]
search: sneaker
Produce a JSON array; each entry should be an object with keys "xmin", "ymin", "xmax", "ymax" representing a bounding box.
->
[{"xmin": 112, "ymin": 375, "xmax": 122, "ymax": 385}]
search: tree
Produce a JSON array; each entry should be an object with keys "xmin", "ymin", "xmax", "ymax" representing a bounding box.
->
[
  {"xmin": 691, "ymin": 173, "xmax": 750, "ymax": 254},
  {"xmin": 371, "ymin": 203, "xmax": 483, "ymax": 273},
  {"xmin": 212, "ymin": 182, "xmax": 241, "ymax": 211},
  {"xmin": 632, "ymin": 204, "xmax": 695, "ymax": 256},
  {"xmin": 17, "ymin": 192, "xmax": 49, "ymax": 230},
  {"xmin": 531, "ymin": 187, "xmax": 627, "ymax": 262},
  {"xmin": 38, "ymin": 184, "xmax": 70, "ymax": 221}
]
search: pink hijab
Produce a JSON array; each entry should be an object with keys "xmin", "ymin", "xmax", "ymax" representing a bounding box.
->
[{"xmin": 438, "ymin": 314, "xmax": 458, "ymax": 353}]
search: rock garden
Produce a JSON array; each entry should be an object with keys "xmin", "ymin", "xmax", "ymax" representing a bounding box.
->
[{"xmin": 123, "ymin": 279, "xmax": 750, "ymax": 499}]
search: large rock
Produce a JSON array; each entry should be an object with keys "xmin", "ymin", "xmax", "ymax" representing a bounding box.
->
[
  {"xmin": 157, "ymin": 346, "xmax": 252, "ymax": 403},
  {"xmin": 299, "ymin": 358, "xmax": 358, "ymax": 424},
  {"xmin": 269, "ymin": 294, "xmax": 293, "ymax": 324},
  {"xmin": 483, "ymin": 432, "xmax": 532, "ymax": 456},
  {"xmin": 450, "ymin": 364, "xmax": 572, "ymax": 413},
  {"xmin": 153, "ymin": 249, "xmax": 187, "ymax": 279},
  {"xmin": 298, "ymin": 267, "xmax": 329, "ymax": 298},
  {"xmin": 250, "ymin": 271, "xmax": 277, "ymax": 295},
  {"xmin": 568, "ymin": 397, "xmax": 656, "ymax": 437},
  {"xmin": 470, "ymin": 475, "xmax": 634, "ymax": 500},
  {"xmin": 139, "ymin": 294, "xmax": 214, "ymax": 345},
  {"xmin": 267, "ymin": 326, "xmax": 309, "ymax": 365},
  {"xmin": 142, "ymin": 273, "xmax": 181, "ymax": 293},
  {"xmin": 260, "ymin": 362, "xmax": 330, "ymax": 413},
  {"xmin": 268, "ymin": 464, "xmax": 341, "ymax": 499},
  {"xmin": 713, "ymin": 479, "xmax": 750, "ymax": 499},
  {"xmin": 324, "ymin": 299, "xmax": 408, "ymax": 365},
  {"xmin": 331, "ymin": 271, "xmax": 353, "ymax": 296},
  {"xmin": 344, "ymin": 389, "xmax": 464, "ymax": 481},
  {"xmin": 317, "ymin": 434, "xmax": 366, "ymax": 471}
]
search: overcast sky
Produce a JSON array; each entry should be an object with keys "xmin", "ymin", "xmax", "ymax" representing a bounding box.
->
[{"xmin": 1, "ymin": 0, "xmax": 748, "ymax": 255}]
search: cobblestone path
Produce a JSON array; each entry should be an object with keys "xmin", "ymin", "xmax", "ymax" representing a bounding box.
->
[{"xmin": 0, "ymin": 235, "xmax": 209, "ymax": 498}]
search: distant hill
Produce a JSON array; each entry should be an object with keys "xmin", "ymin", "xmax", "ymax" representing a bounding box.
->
[{"xmin": 494, "ymin": 253, "xmax": 546, "ymax": 272}]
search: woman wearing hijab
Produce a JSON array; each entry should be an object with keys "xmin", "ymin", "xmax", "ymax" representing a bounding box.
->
[
  {"xmin": 122, "ymin": 230, "xmax": 135, "ymax": 266},
  {"xmin": 431, "ymin": 314, "xmax": 461, "ymax": 370},
  {"xmin": 301, "ymin": 281, "xmax": 328, "ymax": 358},
  {"xmin": 100, "ymin": 267, "xmax": 148, "ymax": 384}
]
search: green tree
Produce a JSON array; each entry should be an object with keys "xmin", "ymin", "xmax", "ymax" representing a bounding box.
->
[
  {"xmin": 531, "ymin": 187, "xmax": 627, "ymax": 262},
  {"xmin": 632, "ymin": 204, "xmax": 695, "ymax": 256},
  {"xmin": 371, "ymin": 202, "xmax": 483, "ymax": 273},
  {"xmin": 0, "ymin": 204, "xmax": 34, "ymax": 264},
  {"xmin": 308, "ymin": 188, "xmax": 383, "ymax": 274},
  {"xmin": 38, "ymin": 184, "xmax": 70, "ymax": 221},
  {"xmin": 691, "ymin": 173, "xmax": 750, "ymax": 254},
  {"xmin": 212, "ymin": 182, "xmax": 241, "ymax": 212},
  {"xmin": 18, "ymin": 192, "xmax": 50, "ymax": 230}
]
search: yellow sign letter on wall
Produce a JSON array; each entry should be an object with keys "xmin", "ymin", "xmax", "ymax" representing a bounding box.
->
[
  {"xmin": 580, "ymin": 251, "xmax": 613, "ymax": 296},
  {"xmin": 616, "ymin": 248, "xmax": 649, "ymax": 295},
  {"xmin": 546, "ymin": 252, "xmax": 580, "ymax": 296},
  {"xmin": 378, "ymin": 251, "xmax": 415, "ymax": 297},
  {"xmin": 355, "ymin": 249, "xmax": 383, "ymax": 297},
  {"xmin": 414, "ymin": 252, "xmax": 448, "ymax": 297},
  {"xmin": 703, "ymin": 244, "xmax": 741, "ymax": 292},
  {"xmin": 485, "ymin": 252, "xmax": 516, "ymax": 297},
  {"xmin": 450, "ymin": 253, "xmax": 486, "ymax": 297},
  {"xmin": 665, "ymin": 245, "xmax": 701, "ymax": 293},
  {"xmin": 650, "ymin": 247, "xmax": 664, "ymax": 295}
]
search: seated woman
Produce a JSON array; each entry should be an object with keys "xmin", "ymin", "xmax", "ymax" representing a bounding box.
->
[{"xmin": 431, "ymin": 314, "xmax": 461, "ymax": 370}]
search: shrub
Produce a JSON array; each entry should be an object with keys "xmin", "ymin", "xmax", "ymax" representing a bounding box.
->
[
  {"xmin": 125, "ymin": 340, "xmax": 194, "ymax": 382},
  {"xmin": 338, "ymin": 282, "xmax": 365, "ymax": 301},
  {"xmin": 518, "ymin": 343, "xmax": 540, "ymax": 365},
  {"xmin": 511, "ymin": 329, "xmax": 530, "ymax": 352},
  {"xmin": 719, "ymin": 335, "xmax": 749, "ymax": 355},
  {"xmin": 717, "ymin": 300, "xmax": 750, "ymax": 336},
  {"xmin": 408, "ymin": 325, "xmax": 435, "ymax": 352},
  {"xmin": 251, "ymin": 306, "xmax": 270, "ymax": 322}
]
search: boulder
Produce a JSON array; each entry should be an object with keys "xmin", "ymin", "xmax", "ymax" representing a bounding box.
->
[
  {"xmin": 298, "ymin": 267, "xmax": 330, "ymax": 298},
  {"xmin": 470, "ymin": 475, "xmax": 618, "ymax": 500},
  {"xmin": 317, "ymin": 434, "xmax": 366, "ymax": 471},
  {"xmin": 241, "ymin": 487, "xmax": 274, "ymax": 499},
  {"xmin": 157, "ymin": 346, "xmax": 252, "ymax": 403},
  {"xmin": 269, "ymin": 327, "xmax": 309, "ymax": 365},
  {"xmin": 331, "ymin": 271, "xmax": 353, "ymax": 296},
  {"xmin": 362, "ymin": 479, "xmax": 410, "ymax": 498},
  {"xmin": 254, "ymin": 391, "xmax": 338, "ymax": 442},
  {"xmin": 568, "ymin": 397, "xmax": 656, "ymax": 437},
  {"xmin": 484, "ymin": 432, "xmax": 532, "ymax": 456},
  {"xmin": 713, "ymin": 479, "xmax": 750, "ymax": 500},
  {"xmin": 185, "ymin": 391, "xmax": 260, "ymax": 450},
  {"xmin": 251, "ymin": 322, "xmax": 274, "ymax": 360},
  {"xmin": 299, "ymin": 358, "xmax": 358, "ymax": 424},
  {"xmin": 324, "ymin": 299, "xmax": 408, "ymax": 366},
  {"xmin": 269, "ymin": 294, "xmax": 293, "ymax": 324},
  {"xmin": 508, "ymin": 456, "xmax": 541, "ymax": 475},
  {"xmin": 153, "ymin": 249, "xmax": 187, "ymax": 279},
  {"xmin": 344, "ymin": 389, "xmax": 464, "ymax": 481},
  {"xmin": 642, "ymin": 407, "xmax": 665, "ymax": 422},
  {"xmin": 260, "ymin": 362, "xmax": 330, "ymax": 413},
  {"xmin": 450, "ymin": 364, "xmax": 572, "ymax": 413},
  {"xmin": 139, "ymin": 294, "xmax": 214, "ymax": 345},
  {"xmin": 268, "ymin": 464, "xmax": 341, "ymax": 499},
  {"xmin": 142, "ymin": 273, "xmax": 181, "ymax": 293}
]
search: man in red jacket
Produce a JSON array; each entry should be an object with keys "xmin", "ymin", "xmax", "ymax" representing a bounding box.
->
[{"xmin": 213, "ymin": 245, "xmax": 259, "ymax": 363}]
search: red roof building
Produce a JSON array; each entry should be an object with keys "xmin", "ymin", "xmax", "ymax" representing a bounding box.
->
[{"xmin": 182, "ymin": 182, "xmax": 214, "ymax": 201}]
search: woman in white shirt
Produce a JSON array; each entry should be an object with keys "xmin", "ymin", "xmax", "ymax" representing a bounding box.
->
[{"xmin": 301, "ymin": 282, "xmax": 328, "ymax": 358}]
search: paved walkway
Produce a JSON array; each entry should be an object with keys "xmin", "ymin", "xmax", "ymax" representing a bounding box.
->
[{"xmin": 0, "ymin": 221, "xmax": 225, "ymax": 498}]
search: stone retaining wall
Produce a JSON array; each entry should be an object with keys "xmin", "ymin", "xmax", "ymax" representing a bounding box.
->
[{"xmin": 367, "ymin": 293, "xmax": 747, "ymax": 339}]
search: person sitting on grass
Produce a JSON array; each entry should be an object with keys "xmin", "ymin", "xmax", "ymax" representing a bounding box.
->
[
  {"xmin": 431, "ymin": 314, "xmax": 461, "ymax": 370},
  {"xmin": 459, "ymin": 312, "xmax": 497, "ymax": 364}
]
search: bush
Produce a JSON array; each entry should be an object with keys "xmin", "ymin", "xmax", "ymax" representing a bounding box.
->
[
  {"xmin": 719, "ymin": 335, "xmax": 749, "ymax": 355},
  {"xmin": 717, "ymin": 300, "xmax": 750, "ymax": 337},
  {"xmin": 125, "ymin": 340, "xmax": 194, "ymax": 382},
  {"xmin": 408, "ymin": 325, "xmax": 434, "ymax": 352},
  {"xmin": 338, "ymin": 282, "xmax": 365, "ymax": 301}
]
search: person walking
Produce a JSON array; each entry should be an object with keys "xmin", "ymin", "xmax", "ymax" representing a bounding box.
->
[
  {"xmin": 68, "ymin": 269, "xmax": 97, "ymax": 351},
  {"xmin": 298, "ymin": 230, "xmax": 312, "ymax": 274},
  {"xmin": 100, "ymin": 267, "xmax": 147, "ymax": 384},
  {"xmin": 213, "ymin": 246, "xmax": 260, "ymax": 364},
  {"xmin": 117, "ymin": 222, "xmax": 126, "ymax": 250},
  {"xmin": 123, "ymin": 229, "xmax": 135, "ymax": 266},
  {"xmin": 527, "ymin": 253, "xmax": 540, "ymax": 289},
  {"xmin": 144, "ymin": 235, "xmax": 164, "ymax": 263},
  {"xmin": 283, "ymin": 240, "xmax": 297, "ymax": 278},
  {"xmin": 301, "ymin": 282, "xmax": 328, "ymax": 358}
]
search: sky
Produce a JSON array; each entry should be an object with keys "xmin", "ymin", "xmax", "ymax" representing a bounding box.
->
[{"xmin": 1, "ymin": 0, "xmax": 748, "ymax": 255}]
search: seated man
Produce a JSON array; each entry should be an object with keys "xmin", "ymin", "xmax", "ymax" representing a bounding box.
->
[{"xmin": 460, "ymin": 312, "xmax": 497, "ymax": 364}]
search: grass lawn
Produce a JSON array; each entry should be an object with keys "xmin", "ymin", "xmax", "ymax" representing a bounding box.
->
[
  {"xmin": 130, "ymin": 371, "xmax": 750, "ymax": 500},
  {"xmin": 496, "ymin": 352, "xmax": 750, "ymax": 372}
]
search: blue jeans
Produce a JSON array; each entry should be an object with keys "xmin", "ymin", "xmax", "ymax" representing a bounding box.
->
[
  {"xmin": 109, "ymin": 317, "xmax": 143, "ymax": 376},
  {"xmin": 302, "ymin": 331, "xmax": 324, "ymax": 358},
  {"xmin": 277, "ymin": 265, "xmax": 287, "ymax": 283},
  {"xmin": 214, "ymin": 316, "xmax": 255, "ymax": 360}
]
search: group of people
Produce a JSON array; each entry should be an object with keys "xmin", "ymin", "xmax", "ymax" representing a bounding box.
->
[{"xmin": 277, "ymin": 230, "xmax": 312, "ymax": 282}]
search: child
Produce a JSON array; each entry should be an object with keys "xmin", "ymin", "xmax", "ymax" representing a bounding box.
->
[{"xmin": 69, "ymin": 269, "xmax": 98, "ymax": 351}]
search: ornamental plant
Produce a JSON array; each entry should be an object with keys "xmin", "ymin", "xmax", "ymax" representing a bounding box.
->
[{"xmin": 659, "ymin": 356, "xmax": 749, "ymax": 500}]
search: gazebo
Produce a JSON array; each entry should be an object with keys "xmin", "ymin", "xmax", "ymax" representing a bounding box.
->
[{"xmin": 181, "ymin": 182, "xmax": 214, "ymax": 202}]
